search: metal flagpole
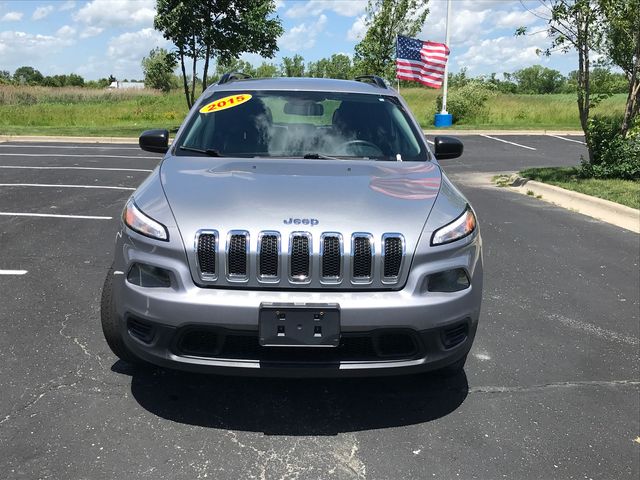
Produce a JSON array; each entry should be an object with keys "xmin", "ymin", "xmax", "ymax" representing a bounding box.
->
[
  {"xmin": 440, "ymin": 0, "xmax": 452, "ymax": 114},
  {"xmin": 396, "ymin": 35, "xmax": 400, "ymax": 93}
]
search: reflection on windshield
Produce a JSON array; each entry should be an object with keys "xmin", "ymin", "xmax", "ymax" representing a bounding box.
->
[{"xmin": 177, "ymin": 91, "xmax": 428, "ymax": 161}]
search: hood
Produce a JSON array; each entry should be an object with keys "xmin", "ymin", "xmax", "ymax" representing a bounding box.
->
[{"xmin": 160, "ymin": 157, "xmax": 442, "ymax": 249}]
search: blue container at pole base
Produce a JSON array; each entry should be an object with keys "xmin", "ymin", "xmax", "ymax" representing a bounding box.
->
[{"xmin": 434, "ymin": 113, "xmax": 453, "ymax": 127}]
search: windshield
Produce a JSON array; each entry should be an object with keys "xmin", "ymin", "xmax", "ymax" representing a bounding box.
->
[{"xmin": 175, "ymin": 90, "xmax": 429, "ymax": 161}]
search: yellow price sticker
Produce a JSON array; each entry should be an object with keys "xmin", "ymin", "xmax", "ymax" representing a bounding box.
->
[{"xmin": 199, "ymin": 94, "xmax": 252, "ymax": 114}]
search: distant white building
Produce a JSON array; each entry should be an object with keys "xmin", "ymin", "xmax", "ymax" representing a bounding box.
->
[{"xmin": 108, "ymin": 81, "xmax": 145, "ymax": 90}]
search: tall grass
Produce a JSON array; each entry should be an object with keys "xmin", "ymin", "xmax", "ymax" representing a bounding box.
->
[
  {"xmin": 400, "ymin": 89, "xmax": 627, "ymax": 129},
  {"xmin": 0, "ymin": 85, "xmax": 160, "ymax": 105},
  {"xmin": 0, "ymin": 85, "xmax": 629, "ymax": 136},
  {"xmin": 0, "ymin": 85, "xmax": 186, "ymax": 136}
]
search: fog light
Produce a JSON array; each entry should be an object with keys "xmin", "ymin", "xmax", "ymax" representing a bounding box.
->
[
  {"xmin": 428, "ymin": 268, "xmax": 470, "ymax": 292},
  {"xmin": 127, "ymin": 263, "xmax": 172, "ymax": 288}
]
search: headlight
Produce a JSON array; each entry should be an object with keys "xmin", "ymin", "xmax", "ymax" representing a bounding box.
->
[
  {"xmin": 431, "ymin": 206, "xmax": 476, "ymax": 246},
  {"xmin": 123, "ymin": 199, "xmax": 168, "ymax": 241}
]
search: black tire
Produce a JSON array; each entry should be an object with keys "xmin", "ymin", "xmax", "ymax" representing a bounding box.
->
[
  {"xmin": 437, "ymin": 354, "xmax": 467, "ymax": 377},
  {"xmin": 100, "ymin": 267, "xmax": 142, "ymax": 365}
]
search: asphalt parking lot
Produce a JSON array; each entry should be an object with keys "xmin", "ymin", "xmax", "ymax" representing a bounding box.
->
[{"xmin": 0, "ymin": 135, "xmax": 638, "ymax": 479}]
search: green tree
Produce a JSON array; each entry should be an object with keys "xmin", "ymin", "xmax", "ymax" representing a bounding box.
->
[
  {"xmin": 142, "ymin": 47, "xmax": 177, "ymax": 92},
  {"xmin": 353, "ymin": 0, "xmax": 429, "ymax": 80},
  {"xmin": 154, "ymin": 0, "xmax": 283, "ymax": 109},
  {"xmin": 42, "ymin": 76, "xmax": 61, "ymax": 87},
  {"xmin": 306, "ymin": 58, "xmax": 328, "ymax": 78},
  {"xmin": 448, "ymin": 67, "xmax": 470, "ymax": 88},
  {"xmin": 0, "ymin": 70, "xmax": 11, "ymax": 84},
  {"xmin": 13, "ymin": 66, "xmax": 44, "ymax": 85},
  {"xmin": 215, "ymin": 58, "xmax": 256, "ymax": 80},
  {"xmin": 281, "ymin": 55, "xmax": 305, "ymax": 77},
  {"xmin": 255, "ymin": 61, "xmax": 278, "ymax": 78},
  {"xmin": 85, "ymin": 78, "xmax": 110, "ymax": 89},
  {"xmin": 325, "ymin": 54, "xmax": 353, "ymax": 79},
  {"xmin": 598, "ymin": 0, "xmax": 639, "ymax": 136},
  {"xmin": 518, "ymin": 0, "xmax": 604, "ymax": 162},
  {"xmin": 67, "ymin": 73, "xmax": 85, "ymax": 87},
  {"xmin": 589, "ymin": 67, "xmax": 628, "ymax": 94},
  {"xmin": 512, "ymin": 65, "xmax": 566, "ymax": 94}
]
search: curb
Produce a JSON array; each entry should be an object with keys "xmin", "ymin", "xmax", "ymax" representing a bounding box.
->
[
  {"xmin": 0, "ymin": 135, "xmax": 139, "ymax": 144},
  {"xmin": 423, "ymin": 130, "xmax": 584, "ymax": 136},
  {"xmin": 501, "ymin": 175, "xmax": 639, "ymax": 234}
]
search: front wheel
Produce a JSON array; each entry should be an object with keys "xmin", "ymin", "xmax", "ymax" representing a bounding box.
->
[{"xmin": 100, "ymin": 267, "xmax": 142, "ymax": 365}]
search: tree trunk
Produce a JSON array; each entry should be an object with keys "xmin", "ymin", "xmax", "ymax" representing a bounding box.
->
[
  {"xmin": 202, "ymin": 2, "xmax": 212, "ymax": 92},
  {"xmin": 620, "ymin": 28, "xmax": 640, "ymax": 137},
  {"xmin": 179, "ymin": 48, "xmax": 191, "ymax": 110},
  {"xmin": 576, "ymin": 11, "xmax": 593, "ymax": 164},
  {"xmin": 577, "ymin": 46, "xmax": 593, "ymax": 162},
  {"xmin": 190, "ymin": 35, "xmax": 197, "ymax": 106},
  {"xmin": 202, "ymin": 45, "xmax": 211, "ymax": 92}
]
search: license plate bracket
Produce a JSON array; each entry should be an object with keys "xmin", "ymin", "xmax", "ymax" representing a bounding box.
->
[{"xmin": 259, "ymin": 303, "xmax": 340, "ymax": 347}]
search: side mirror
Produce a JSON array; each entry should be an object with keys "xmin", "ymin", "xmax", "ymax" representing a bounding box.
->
[
  {"xmin": 433, "ymin": 136, "xmax": 463, "ymax": 160},
  {"xmin": 139, "ymin": 129, "xmax": 169, "ymax": 154}
]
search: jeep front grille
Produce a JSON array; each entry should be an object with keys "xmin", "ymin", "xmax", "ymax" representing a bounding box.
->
[
  {"xmin": 194, "ymin": 230, "xmax": 405, "ymax": 288},
  {"xmin": 196, "ymin": 231, "xmax": 218, "ymax": 279},
  {"xmin": 227, "ymin": 231, "xmax": 249, "ymax": 280},
  {"xmin": 321, "ymin": 234, "xmax": 342, "ymax": 279},
  {"xmin": 352, "ymin": 234, "xmax": 373, "ymax": 281},
  {"xmin": 290, "ymin": 233, "xmax": 311, "ymax": 281},
  {"xmin": 382, "ymin": 234, "xmax": 404, "ymax": 280},
  {"xmin": 258, "ymin": 233, "xmax": 279, "ymax": 278}
]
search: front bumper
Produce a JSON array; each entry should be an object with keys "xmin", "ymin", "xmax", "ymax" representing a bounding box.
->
[{"xmin": 111, "ymin": 227, "xmax": 483, "ymax": 377}]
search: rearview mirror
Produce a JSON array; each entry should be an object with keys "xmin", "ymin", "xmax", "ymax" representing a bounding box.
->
[
  {"xmin": 139, "ymin": 129, "xmax": 169, "ymax": 153},
  {"xmin": 433, "ymin": 136, "xmax": 463, "ymax": 160},
  {"xmin": 284, "ymin": 101, "xmax": 324, "ymax": 116}
]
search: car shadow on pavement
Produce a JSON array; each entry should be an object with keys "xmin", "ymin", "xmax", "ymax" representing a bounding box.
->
[{"xmin": 114, "ymin": 362, "xmax": 468, "ymax": 435}]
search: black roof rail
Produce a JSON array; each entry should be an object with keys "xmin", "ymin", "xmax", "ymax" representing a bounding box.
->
[
  {"xmin": 354, "ymin": 75, "xmax": 388, "ymax": 89},
  {"xmin": 218, "ymin": 71, "xmax": 252, "ymax": 85}
]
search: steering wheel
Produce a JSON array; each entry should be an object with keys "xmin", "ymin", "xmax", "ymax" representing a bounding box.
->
[{"xmin": 339, "ymin": 139, "xmax": 384, "ymax": 156}]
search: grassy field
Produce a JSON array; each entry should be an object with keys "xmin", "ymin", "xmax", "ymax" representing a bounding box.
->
[
  {"xmin": 520, "ymin": 167, "xmax": 640, "ymax": 209},
  {"xmin": 0, "ymin": 85, "xmax": 628, "ymax": 137},
  {"xmin": 0, "ymin": 86, "xmax": 186, "ymax": 137},
  {"xmin": 400, "ymin": 89, "xmax": 627, "ymax": 130}
]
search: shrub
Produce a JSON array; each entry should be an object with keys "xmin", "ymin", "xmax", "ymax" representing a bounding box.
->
[
  {"xmin": 436, "ymin": 82, "xmax": 497, "ymax": 123},
  {"xmin": 581, "ymin": 115, "xmax": 640, "ymax": 180}
]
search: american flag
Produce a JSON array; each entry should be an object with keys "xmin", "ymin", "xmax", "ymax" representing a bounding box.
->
[{"xmin": 396, "ymin": 35, "xmax": 450, "ymax": 89}]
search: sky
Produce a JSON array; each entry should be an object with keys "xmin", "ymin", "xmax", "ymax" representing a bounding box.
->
[{"xmin": 0, "ymin": 0, "xmax": 578, "ymax": 81}]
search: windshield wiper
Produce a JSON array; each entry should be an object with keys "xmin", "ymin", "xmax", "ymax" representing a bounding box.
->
[
  {"xmin": 179, "ymin": 145, "xmax": 223, "ymax": 157},
  {"xmin": 303, "ymin": 153, "xmax": 341, "ymax": 160}
]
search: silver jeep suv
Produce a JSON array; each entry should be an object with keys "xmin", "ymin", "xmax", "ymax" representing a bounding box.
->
[{"xmin": 101, "ymin": 74, "xmax": 483, "ymax": 377}]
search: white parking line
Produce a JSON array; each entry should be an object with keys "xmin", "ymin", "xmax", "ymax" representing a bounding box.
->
[
  {"xmin": 426, "ymin": 139, "xmax": 434, "ymax": 145},
  {"xmin": 0, "ymin": 183, "xmax": 135, "ymax": 191},
  {"xmin": 0, "ymin": 144, "xmax": 140, "ymax": 150},
  {"xmin": 480, "ymin": 134, "xmax": 537, "ymax": 151},
  {"xmin": 0, "ymin": 153, "xmax": 159, "ymax": 159},
  {"xmin": 0, "ymin": 212, "xmax": 112, "ymax": 220},
  {"xmin": 547, "ymin": 134, "xmax": 586, "ymax": 145},
  {"xmin": 0, "ymin": 165, "xmax": 153, "ymax": 172},
  {"xmin": 0, "ymin": 270, "xmax": 27, "ymax": 275}
]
